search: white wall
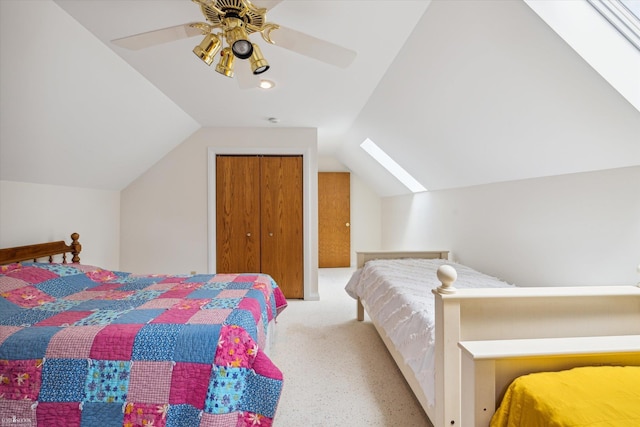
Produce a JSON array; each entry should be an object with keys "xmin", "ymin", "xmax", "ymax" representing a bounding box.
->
[
  {"xmin": 0, "ymin": 180, "xmax": 120, "ymax": 269},
  {"xmin": 381, "ymin": 166, "xmax": 640, "ymax": 287},
  {"xmin": 120, "ymin": 127, "xmax": 320, "ymax": 299}
]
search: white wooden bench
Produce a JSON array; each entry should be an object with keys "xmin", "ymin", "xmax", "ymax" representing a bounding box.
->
[{"xmin": 458, "ymin": 335, "xmax": 640, "ymax": 427}]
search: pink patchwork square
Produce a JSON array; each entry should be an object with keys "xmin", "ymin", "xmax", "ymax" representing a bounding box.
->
[
  {"xmin": 137, "ymin": 298, "xmax": 182, "ymax": 309},
  {"xmin": 1, "ymin": 286, "xmax": 55, "ymax": 308},
  {"xmin": 1, "ymin": 263, "xmax": 22, "ymax": 274},
  {"xmin": 238, "ymin": 298, "xmax": 261, "ymax": 323},
  {"xmin": 102, "ymin": 290, "xmax": 135, "ymax": 300},
  {"xmin": 6, "ymin": 266, "xmax": 57, "ymax": 284},
  {"xmin": 158, "ymin": 276, "xmax": 187, "ymax": 285},
  {"xmin": 0, "ymin": 400, "xmax": 36, "ymax": 427},
  {"xmin": 239, "ymin": 412, "xmax": 273, "ymax": 427},
  {"xmin": 86, "ymin": 269, "xmax": 118, "ymax": 282},
  {"xmin": 36, "ymin": 402, "xmax": 81, "ymax": 427},
  {"xmin": 217, "ymin": 290, "xmax": 248, "ymax": 299},
  {"xmin": 200, "ymin": 412, "xmax": 240, "ymax": 427},
  {"xmin": 145, "ymin": 282, "xmax": 178, "ymax": 291},
  {"xmin": 64, "ymin": 290, "xmax": 106, "ymax": 301},
  {"xmin": 158, "ymin": 287, "xmax": 194, "ymax": 299},
  {"xmin": 169, "ymin": 362, "xmax": 211, "ymax": 408},
  {"xmin": 123, "ymin": 403, "xmax": 168, "ymax": 427},
  {"xmin": 0, "ymin": 359, "xmax": 43, "ymax": 400},
  {"xmin": 0, "ymin": 326, "xmax": 22, "ymax": 346},
  {"xmin": 187, "ymin": 309, "xmax": 232, "ymax": 324},
  {"xmin": 35, "ymin": 311, "xmax": 93, "ymax": 327},
  {"xmin": 90, "ymin": 324, "xmax": 144, "ymax": 360},
  {"xmin": 86, "ymin": 283, "xmax": 121, "ymax": 292},
  {"xmin": 234, "ymin": 275, "xmax": 258, "ymax": 282},
  {"xmin": 128, "ymin": 361, "xmax": 173, "ymax": 403},
  {"xmin": 151, "ymin": 308, "xmax": 199, "ymax": 324},
  {"xmin": 0, "ymin": 276, "xmax": 29, "ymax": 293},
  {"xmin": 45, "ymin": 326, "xmax": 105, "ymax": 358},
  {"xmin": 208, "ymin": 274, "xmax": 238, "ymax": 283}
]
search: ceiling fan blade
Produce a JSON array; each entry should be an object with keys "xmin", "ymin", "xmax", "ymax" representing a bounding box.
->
[
  {"xmin": 250, "ymin": 0, "xmax": 284, "ymax": 10},
  {"xmin": 112, "ymin": 23, "xmax": 206, "ymax": 50},
  {"xmin": 234, "ymin": 61, "xmax": 261, "ymax": 90},
  {"xmin": 265, "ymin": 25, "xmax": 356, "ymax": 69}
]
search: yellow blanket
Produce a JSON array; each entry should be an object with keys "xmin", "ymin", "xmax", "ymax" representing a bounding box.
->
[{"xmin": 490, "ymin": 366, "xmax": 640, "ymax": 427}]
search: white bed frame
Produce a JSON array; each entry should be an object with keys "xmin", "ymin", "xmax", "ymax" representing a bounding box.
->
[{"xmin": 355, "ymin": 251, "xmax": 640, "ymax": 427}]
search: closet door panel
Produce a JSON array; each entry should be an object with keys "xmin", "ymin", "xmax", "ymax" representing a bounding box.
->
[
  {"xmin": 260, "ymin": 156, "xmax": 303, "ymax": 298},
  {"xmin": 216, "ymin": 156, "xmax": 261, "ymax": 273}
]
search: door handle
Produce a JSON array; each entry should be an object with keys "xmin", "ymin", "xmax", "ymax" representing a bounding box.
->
[{"xmin": 346, "ymin": 223, "xmax": 350, "ymax": 227}]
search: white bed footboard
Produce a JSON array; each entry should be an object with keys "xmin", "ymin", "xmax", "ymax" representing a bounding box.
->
[{"xmin": 434, "ymin": 270, "xmax": 640, "ymax": 426}]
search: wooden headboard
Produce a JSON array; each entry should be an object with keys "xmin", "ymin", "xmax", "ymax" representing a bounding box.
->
[
  {"xmin": 0, "ymin": 233, "xmax": 82, "ymax": 264},
  {"xmin": 356, "ymin": 250, "xmax": 449, "ymax": 269}
]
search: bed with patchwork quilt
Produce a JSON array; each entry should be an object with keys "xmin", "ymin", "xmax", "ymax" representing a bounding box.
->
[{"xmin": 0, "ymin": 235, "xmax": 287, "ymax": 427}]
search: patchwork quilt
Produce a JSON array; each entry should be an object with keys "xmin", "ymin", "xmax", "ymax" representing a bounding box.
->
[{"xmin": 0, "ymin": 262, "xmax": 288, "ymax": 427}]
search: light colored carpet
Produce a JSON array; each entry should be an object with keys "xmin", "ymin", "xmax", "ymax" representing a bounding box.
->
[{"xmin": 270, "ymin": 268, "xmax": 433, "ymax": 427}]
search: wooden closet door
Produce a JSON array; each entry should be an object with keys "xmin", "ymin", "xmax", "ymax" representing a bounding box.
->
[
  {"xmin": 318, "ymin": 172, "xmax": 351, "ymax": 267},
  {"xmin": 260, "ymin": 156, "xmax": 304, "ymax": 298},
  {"xmin": 216, "ymin": 156, "xmax": 261, "ymax": 273}
]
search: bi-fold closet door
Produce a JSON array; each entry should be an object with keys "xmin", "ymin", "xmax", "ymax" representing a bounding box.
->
[{"xmin": 216, "ymin": 155, "xmax": 303, "ymax": 299}]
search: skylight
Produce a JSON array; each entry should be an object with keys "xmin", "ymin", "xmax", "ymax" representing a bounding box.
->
[
  {"xmin": 360, "ymin": 138, "xmax": 427, "ymax": 193},
  {"xmin": 588, "ymin": 0, "xmax": 640, "ymax": 50}
]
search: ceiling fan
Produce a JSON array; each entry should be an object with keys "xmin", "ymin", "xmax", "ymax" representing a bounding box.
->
[{"xmin": 111, "ymin": 0, "xmax": 357, "ymax": 87}]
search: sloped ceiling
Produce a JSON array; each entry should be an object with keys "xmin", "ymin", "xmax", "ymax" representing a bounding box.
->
[{"xmin": 1, "ymin": 0, "xmax": 639, "ymax": 196}]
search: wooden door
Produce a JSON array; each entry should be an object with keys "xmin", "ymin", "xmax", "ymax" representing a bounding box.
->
[
  {"xmin": 216, "ymin": 156, "xmax": 261, "ymax": 273},
  {"xmin": 261, "ymin": 156, "xmax": 304, "ymax": 298},
  {"xmin": 318, "ymin": 172, "xmax": 351, "ymax": 267}
]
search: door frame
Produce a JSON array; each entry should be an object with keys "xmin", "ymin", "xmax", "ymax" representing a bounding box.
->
[{"xmin": 207, "ymin": 146, "xmax": 318, "ymax": 300}]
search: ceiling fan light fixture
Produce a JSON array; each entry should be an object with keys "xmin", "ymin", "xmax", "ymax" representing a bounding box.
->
[
  {"xmin": 215, "ymin": 47, "xmax": 235, "ymax": 77},
  {"xmin": 193, "ymin": 33, "xmax": 222, "ymax": 66},
  {"xmin": 226, "ymin": 26, "xmax": 253, "ymax": 59},
  {"xmin": 250, "ymin": 44, "xmax": 269, "ymax": 75}
]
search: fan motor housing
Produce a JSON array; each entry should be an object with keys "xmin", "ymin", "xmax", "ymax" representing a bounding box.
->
[{"xmin": 201, "ymin": 0, "xmax": 266, "ymax": 34}]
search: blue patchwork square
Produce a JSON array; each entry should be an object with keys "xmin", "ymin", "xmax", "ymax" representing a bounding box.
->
[
  {"xmin": 34, "ymin": 299, "xmax": 81, "ymax": 312},
  {"xmin": 73, "ymin": 309, "xmax": 131, "ymax": 326},
  {"xmin": 84, "ymin": 360, "xmax": 130, "ymax": 403},
  {"xmin": 240, "ymin": 370, "xmax": 283, "ymax": 418},
  {"xmin": 80, "ymin": 402, "xmax": 124, "ymax": 427},
  {"xmin": 111, "ymin": 309, "xmax": 164, "ymax": 324},
  {"xmin": 132, "ymin": 323, "xmax": 183, "ymax": 361},
  {"xmin": 0, "ymin": 308, "xmax": 54, "ymax": 327},
  {"xmin": 36, "ymin": 277, "xmax": 88, "ymax": 298},
  {"xmin": 205, "ymin": 366, "xmax": 248, "ymax": 414},
  {"xmin": 0, "ymin": 326, "xmax": 61, "ymax": 359},
  {"xmin": 204, "ymin": 298, "xmax": 241, "ymax": 310},
  {"xmin": 186, "ymin": 289, "xmax": 221, "ymax": 299},
  {"xmin": 116, "ymin": 278, "xmax": 158, "ymax": 291},
  {"xmin": 39, "ymin": 358, "xmax": 88, "ymax": 402},
  {"xmin": 203, "ymin": 281, "xmax": 230, "ymax": 290},
  {"xmin": 225, "ymin": 282, "xmax": 254, "ymax": 290},
  {"xmin": 167, "ymin": 404, "xmax": 201, "ymax": 427},
  {"xmin": 72, "ymin": 300, "xmax": 142, "ymax": 311},
  {"xmin": 173, "ymin": 324, "xmax": 220, "ymax": 363},
  {"xmin": 184, "ymin": 274, "xmax": 213, "ymax": 283},
  {"xmin": 63, "ymin": 273, "xmax": 105, "ymax": 290},
  {"xmin": 225, "ymin": 310, "xmax": 257, "ymax": 342}
]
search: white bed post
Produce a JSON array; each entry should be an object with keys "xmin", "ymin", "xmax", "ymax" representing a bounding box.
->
[{"xmin": 434, "ymin": 265, "xmax": 461, "ymax": 426}]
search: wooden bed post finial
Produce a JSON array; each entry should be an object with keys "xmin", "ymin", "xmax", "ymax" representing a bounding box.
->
[
  {"xmin": 70, "ymin": 233, "xmax": 81, "ymax": 263},
  {"xmin": 436, "ymin": 264, "xmax": 458, "ymax": 294}
]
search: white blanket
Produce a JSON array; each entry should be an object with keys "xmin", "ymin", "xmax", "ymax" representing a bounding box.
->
[{"xmin": 345, "ymin": 258, "xmax": 513, "ymax": 407}]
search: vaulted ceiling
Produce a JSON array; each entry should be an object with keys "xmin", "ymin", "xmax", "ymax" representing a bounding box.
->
[{"xmin": 1, "ymin": 0, "xmax": 639, "ymax": 196}]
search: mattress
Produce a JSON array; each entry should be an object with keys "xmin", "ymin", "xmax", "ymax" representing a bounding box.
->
[
  {"xmin": 345, "ymin": 258, "xmax": 512, "ymax": 407},
  {"xmin": 490, "ymin": 366, "xmax": 640, "ymax": 426}
]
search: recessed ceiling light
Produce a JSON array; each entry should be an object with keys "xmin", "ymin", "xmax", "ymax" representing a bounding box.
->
[{"xmin": 259, "ymin": 79, "xmax": 275, "ymax": 89}]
